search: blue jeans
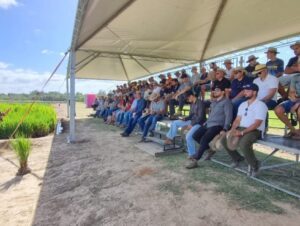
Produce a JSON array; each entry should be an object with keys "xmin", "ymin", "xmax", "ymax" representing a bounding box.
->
[
  {"xmin": 166, "ymin": 119, "xmax": 191, "ymax": 139},
  {"xmin": 122, "ymin": 111, "xmax": 132, "ymax": 126},
  {"xmin": 185, "ymin": 124, "xmax": 201, "ymax": 157},
  {"xmin": 138, "ymin": 115, "xmax": 151, "ymax": 131},
  {"xmin": 140, "ymin": 114, "xmax": 164, "ymax": 138},
  {"xmin": 124, "ymin": 113, "xmax": 142, "ymax": 135},
  {"xmin": 116, "ymin": 111, "xmax": 125, "ymax": 125}
]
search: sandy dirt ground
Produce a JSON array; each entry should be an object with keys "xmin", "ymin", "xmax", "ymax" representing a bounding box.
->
[{"xmin": 1, "ymin": 103, "xmax": 300, "ymax": 226}]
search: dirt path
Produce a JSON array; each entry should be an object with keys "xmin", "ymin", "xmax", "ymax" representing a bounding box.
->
[{"xmin": 1, "ymin": 103, "xmax": 300, "ymax": 225}]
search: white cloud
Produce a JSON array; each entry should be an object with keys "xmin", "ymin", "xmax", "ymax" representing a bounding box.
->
[
  {"xmin": 41, "ymin": 49, "xmax": 54, "ymax": 55},
  {"xmin": 0, "ymin": 61, "xmax": 10, "ymax": 69},
  {"xmin": 33, "ymin": 28, "xmax": 42, "ymax": 35},
  {"xmin": 0, "ymin": 65, "xmax": 123, "ymax": 94},
  {"xmin": 0, "ymin": 0, "xmax": 19, "ymax": 9}
]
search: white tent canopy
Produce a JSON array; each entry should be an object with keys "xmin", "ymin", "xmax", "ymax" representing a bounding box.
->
[
  {"xmin": 67, "ymin": 0, "xmax": 300, "ymax": 142},
  {"xmin": 71, "ymin": 0, "xmax": 300, "ymax": 81}
]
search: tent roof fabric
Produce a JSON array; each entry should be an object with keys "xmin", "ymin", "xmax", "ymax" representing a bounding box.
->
[{"xmin": 71, "ymin": 0, "xmax": 300, "ymax": 81}]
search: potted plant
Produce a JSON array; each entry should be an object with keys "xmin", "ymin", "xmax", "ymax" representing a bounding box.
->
[{"xmin": 11, "ymin": 136, "xmax": 32, "ymax": 176}]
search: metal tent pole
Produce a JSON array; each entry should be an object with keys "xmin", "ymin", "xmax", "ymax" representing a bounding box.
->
[
  {"xmin": 69, "ymin": 51, "xmax": 76, "ymax": 143},
  {"xmin": 66, "ymin": 75, "xmax": 70, "ymax": 118}
]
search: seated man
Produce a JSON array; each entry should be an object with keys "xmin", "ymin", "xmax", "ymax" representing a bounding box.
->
[
  {"xmin": 265, "ymin": 47, "xmax": 284, "ymax": 78},
  {"xmin": 169, "ymin": 73, "xmax": 192, "ymax": 118},
  {"xmin": 139, "ymin": 92, "xmax": 165, "ymax": 142},
  {"xmin": 190, "ymin": 66, "xmax": 201, "ymax": 97},
  {"xmin": 221, "ymin": 84, "xmax": 268, "ymax": 177},
  {"xmin": 223, "ymin": 59, "xmax": 234, "ymax": 80},
  {"xmin": 121, "ymin": 91, "xmax": 146, "ymax": 137},
  {"xmin": 245, "ymin": 55, "xmax": 259, "ymax": 79},
  {"xmin": 211, "ymin": 68, "xmax": 231, "ymax": 99},
  {"xmin": 253, "ymin": 64, "xmax": 278, "ymax": 109},
  {"xmin": 185, "ymin": 85, "xmax": 233, "ymax": 169},
  {"xmin": 164, "ymin": 91, "xmax": 206, "ymax": 154},
  {"xmin": 199, "ymin": 67, "xmax": 210, "ymax": 100},
  {"xmin": 230, "ymin": 67, "xmax": 253, "ymax": 118},
  {"xmin": 275, "ymin": 72, "xmax": 300, "ymax": 138},
  {"xmin": 278, "ymin": 41, "xmax": 300, "ymax": 100}
]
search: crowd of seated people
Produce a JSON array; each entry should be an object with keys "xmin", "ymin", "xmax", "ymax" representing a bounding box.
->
[{"xmin": 92, "ymin": 41, "xmax": 300, "ymax": 176}]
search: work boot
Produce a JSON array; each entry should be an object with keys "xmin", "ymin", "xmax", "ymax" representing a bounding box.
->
[
  {"xmin": 251, "ymin": 161, "xmax": 261, "ymax": 177},
  {"xmin": 204, "ymin": 150, "xmax": 216, "ymax": 161},
  {"xmin": 185, "ymin": 158, "xmax": 198, "ymax": 169},
  {"xmin": 230, "ymin": 157, "xmax": 245, "ymax": 168}
]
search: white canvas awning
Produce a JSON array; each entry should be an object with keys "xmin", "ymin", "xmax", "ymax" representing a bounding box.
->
[{"xmin": 70, "ymin": 0, "xmax": 300, "ymax": 81}]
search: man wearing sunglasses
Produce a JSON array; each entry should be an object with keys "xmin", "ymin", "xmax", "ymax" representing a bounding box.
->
[
  {"xmin": 253, "ymin": 64, "xmax": 278, "ymax": 110},
  {"xmin": 221, "ymin": 83, "xmax": 268, "ymax": 177}
]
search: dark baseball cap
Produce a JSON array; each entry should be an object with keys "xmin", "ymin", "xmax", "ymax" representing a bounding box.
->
[
  {"xmin": 212, "ymin": 84, "xmax": 225, "ymax": 91},
  {"xmin": 243, "ymin": 83, "xmax": 259, "ymax": 92}
]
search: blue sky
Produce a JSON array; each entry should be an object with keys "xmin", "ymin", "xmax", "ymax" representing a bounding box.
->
[
  {"xmin": 0, "ymin": 0, "xmax": 299, "ymax": 95},
  {"xmin": 0, "ymin": 0, "xmax": 121, "ymax": 94}
]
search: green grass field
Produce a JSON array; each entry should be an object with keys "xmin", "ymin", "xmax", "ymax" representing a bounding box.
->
[{"xmin": 0, "ymin": 103, "xmax": 57, "ymax": 139}]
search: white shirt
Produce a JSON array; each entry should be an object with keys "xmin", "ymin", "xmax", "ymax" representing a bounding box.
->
[
  {"xmin": 225, "ymin": 68, "xmax": 234, "ymax": 79},
  {"xmin": 253, "ymin": 74, "xmax": 278, "ymax": 101},
  {"xmin": 237, "ymin": 99, "xmax": 268, "ymax": 132}
]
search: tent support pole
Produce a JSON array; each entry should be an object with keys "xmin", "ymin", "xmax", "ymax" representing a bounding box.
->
[
  {"xmin": 119, "ymin": 55, "xmax": 130, "ymax": 81},
  {"xmin": 66, "ymin": 75, "xmax": 70, "ymax": 118},
  {"xmin": 69, "ymin": 50, "xmax": 76, "ymax": 143}
]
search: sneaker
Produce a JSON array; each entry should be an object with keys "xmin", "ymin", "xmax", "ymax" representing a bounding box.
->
[
  {"xmin": 149, "ymin": 131, "xmax": 154, "ymax": 137},
  {"xmin": 230, "ymin": 161, "xmax": 240, "ymax": 168},
  {"xmin": 121, "ymin": 133, "xmax": 129, "ymax": 137},
  {"xmin": 139, "ymin": 137, "xmax": 146, "ymax": 143},
  {"xmin": 185, "ymin": 159, "xmax": 198, "ymax": 169},
  {"xmin": 290, "ymin": 113, "xmax": 297, "ymax": 127}
]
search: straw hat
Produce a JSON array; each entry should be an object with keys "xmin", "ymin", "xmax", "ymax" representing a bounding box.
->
[
  {"xmin": 226, "ymin": 130, "xmax": 240, "ymax": 151},
  {"xmin": 252, "ymin": 64, "xmax": 267, "ymax": 75},
  {"xmin": 234, "ymin": 66, "xmax": 247, "ymax": 74},
  {"xmin": 148, "ymin": 92, "xmax": 160, "ymax": 101}
]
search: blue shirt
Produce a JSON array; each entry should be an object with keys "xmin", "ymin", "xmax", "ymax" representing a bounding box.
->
[
  {"xmin": 266, "ymin": 58, "xmax": 284, "ymax": 76},
  {"xmin": 286, "ymin": 56, "xmax": 300, "ymax": 73},
  {"xmin": 230, "ymin": 76, "xmax": 252, "ymax": 99}
]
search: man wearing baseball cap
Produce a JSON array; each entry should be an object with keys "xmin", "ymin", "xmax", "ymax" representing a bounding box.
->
[{"xmin": 221, "ymin": 83, "xmax": 268, "ymax": 176}]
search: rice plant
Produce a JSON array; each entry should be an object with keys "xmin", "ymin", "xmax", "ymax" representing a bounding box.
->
[
  {"xmin": 0, "ymin": 103, "xmax": 57, "ymax": 139},
  {"xmin": 11, "ymin": 136, "xmax": 32, "ymax": 175}
]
